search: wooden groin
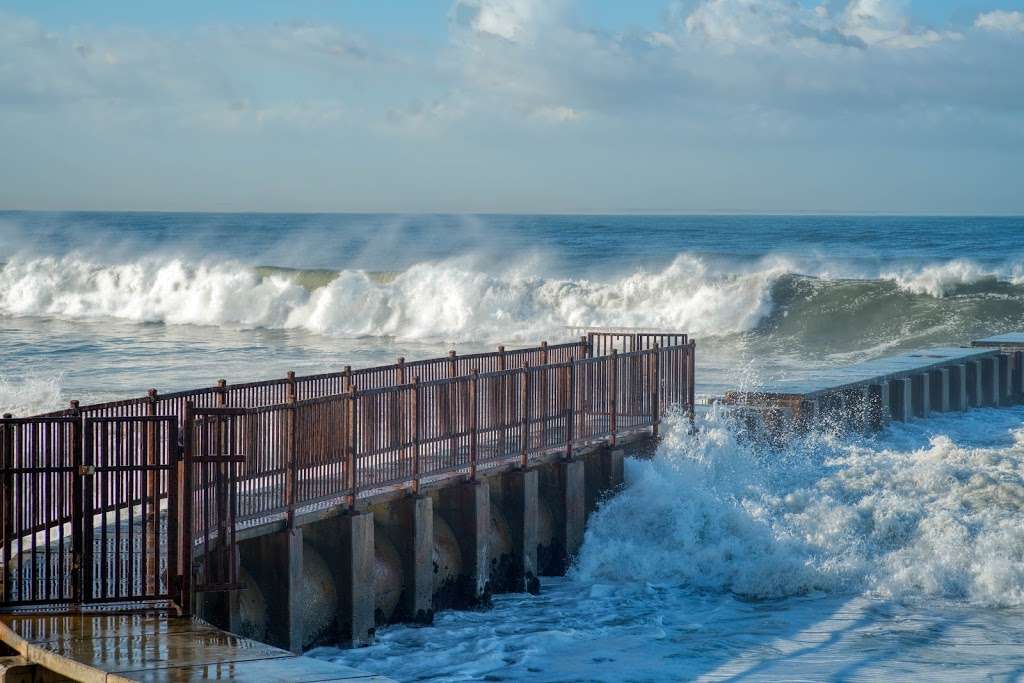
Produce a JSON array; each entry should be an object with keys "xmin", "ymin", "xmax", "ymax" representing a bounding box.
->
[{"xmin": 0, "ymin": 329, "xmax": 695, "ymax": 677}]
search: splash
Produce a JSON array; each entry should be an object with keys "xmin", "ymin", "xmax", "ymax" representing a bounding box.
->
[
  {"xmin": 574, "ymin": 409, "xmax": 1024, "ymax": 607},
  {"xmin": 0, "ymin": 374, "xmax": 64, "ymax": 416}
]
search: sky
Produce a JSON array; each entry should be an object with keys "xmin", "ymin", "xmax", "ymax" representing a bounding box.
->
[{"xmin": 1, "ymin": 0, "xmax": 1022, "ymax": 214}]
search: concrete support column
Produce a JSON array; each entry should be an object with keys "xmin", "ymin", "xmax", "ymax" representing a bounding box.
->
[
  {"xmin": 247, "ymin": 528, "xmax": 304, "ymax": 653},
  {"xmin": 954, "ymin": 364, "xmax": 968, "ymax": 411},
  {"xmin": 502, "ymin": 469, "xmax": 540, "ymax": 594},
  {"xmin": 967, "ymin": 360, "xmax": 982, "ymax": 408},
  {"xmin": 395, "ymin": 495, "xmax": 434, "ymax": 624},
  {"xmin": 863, "ymin": 384, "xmax": 886, "ymax": 432},
  {"xmin": 438, "ymin": 480, "xmax": 491, "ymax": 604},
  {"xmin": 336, "ymin": 511, "xmax": 376, "ymax": 647},
  {"xmin": 981, "ymin": 357, "xmax": 999, "ymax": 407},
  {"xmin": 912, "ymin": 372, "xmax": 930, "ymax": 418},
  {"xmin": 601, "ymin": 448, "xmax": 624, "ymax": 492},
  {"xmin": 541, "ymin": 459, "xmax": 586, "ymax": 575},
  {"xmin": 999, "ymin": 353, "xmax": 1012, "ymax": 403},
  {"xmin": 891, "ymin": 377, "xmax": 912, "ymax": 422},
  {"xmin": 935, "ymin": 368, "xmax": 951, "ymax": 412},
  {"xmin": 1015, "ymin": 351, "xmax": 1024, "ymax": 397}
]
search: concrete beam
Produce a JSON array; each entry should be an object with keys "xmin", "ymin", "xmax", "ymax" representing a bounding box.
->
[
  {"xmin": 502, "ymin": 469, "xmax": 540, "ymax": 594},
  {"xmin": 336, "ymin": 512, "xmax": 376, "ymax": 647},
  {"xmin": 394, "ymin": 495, "xmax": 434, "ymax": 624}
]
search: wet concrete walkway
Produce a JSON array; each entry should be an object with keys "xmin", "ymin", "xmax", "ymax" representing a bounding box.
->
[{"xmin": 0, "ymin": 612, "xmax": 392, "ymax": 682}]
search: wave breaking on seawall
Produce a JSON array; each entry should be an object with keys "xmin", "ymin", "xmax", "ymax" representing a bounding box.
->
[{"xmin": 574, "ymin": 410, "xmax": 1024, "ymax": 607}]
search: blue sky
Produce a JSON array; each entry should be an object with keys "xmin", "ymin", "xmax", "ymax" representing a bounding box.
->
[{"xmin": 1, "ymin": 0, "xmax": 1023, "ymax": 213}]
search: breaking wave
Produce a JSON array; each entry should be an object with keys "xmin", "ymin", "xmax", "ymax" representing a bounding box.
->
[
  {"xmin": 575, "ymin": 409, "xmax": 1024, "ymax": 607},
  {"xmin": 2, "ymin": 253, "xmax": 1024, "ymax": 346}
]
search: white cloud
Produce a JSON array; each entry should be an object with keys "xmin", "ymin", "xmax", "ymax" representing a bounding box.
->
[
  {"xmin": 530, "ymin": 105, "xmax": 582, "ymax": 123},
  {"xmin": 975, "ymin": 10, "xmax": 1024, "ymax": 33}
]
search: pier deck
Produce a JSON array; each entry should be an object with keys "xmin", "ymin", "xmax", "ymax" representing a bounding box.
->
[{"xmin": 0, "ymin": 612, "xmax": 391, "ymax": 682}]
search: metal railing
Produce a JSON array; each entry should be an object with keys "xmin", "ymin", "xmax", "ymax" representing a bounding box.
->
[{"xmin": 1, "ymin": 334, "xmax": 695, "ymax": 613}]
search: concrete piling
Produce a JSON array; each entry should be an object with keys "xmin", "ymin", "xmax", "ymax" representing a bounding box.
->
[
  {"xmin": 243, "ymin": 528, "xmax": 304, "ymax": 654},
  {"xmin": 935, "ymin": 368, "xmax": 951, "ymax": 412},
  {"xmin": 891, "ymin": 377, "xmax": 912, "ymax": 422},
  {"xmin": 912, "ymin": 372, "xmax": 930, "ymax": 418},
  {"xmin": 500, "ymin": 469, "xmax": 540, "ymax": 594},
  {"xmin": 394, "ymin": 495, "xmax": 434, "ymax": 624},
  {"xmin": 437, "ymin": 480, "xmax": 491, "ymax": 606},
  {"xmin": 333, "ymin": 512, "xmax": 376, "ymax": 648}
]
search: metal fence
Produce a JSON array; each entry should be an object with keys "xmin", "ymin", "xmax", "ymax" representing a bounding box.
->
[{"xmin": 1, "ymin": 334, "xmax": 694, "ymax": 613}]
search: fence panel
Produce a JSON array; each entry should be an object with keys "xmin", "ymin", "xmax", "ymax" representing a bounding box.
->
[
  {"xmin": 82, "ymin": 416, "xmax": 178, "ymax": 605},
  {"xmin": 0, "ymin": 417, "xmax": 78, "ymax": 606}
]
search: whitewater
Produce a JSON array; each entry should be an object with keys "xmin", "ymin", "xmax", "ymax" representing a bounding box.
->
[{"xmin": 3, "ymin": 211, "xmax": 1024, "ymax": 680}]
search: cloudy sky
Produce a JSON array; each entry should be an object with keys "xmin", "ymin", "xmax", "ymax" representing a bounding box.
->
[{"xmin": 1, "ymin": 0, "xmax": 1022, "ymax": 214}]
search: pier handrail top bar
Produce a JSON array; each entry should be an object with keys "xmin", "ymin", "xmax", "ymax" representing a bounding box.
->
[
  {"xmin": 744, "ymin": 345, "xmax": 998, "ymax": 400},
  {"xmin": 29, "ymin": 337, "xmax": 592, "ymax": 418}
]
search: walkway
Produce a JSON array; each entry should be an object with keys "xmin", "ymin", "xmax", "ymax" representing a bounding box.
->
[{"xmin": 0, "ymin": 612, "xmax": 391, "ymax": 682}]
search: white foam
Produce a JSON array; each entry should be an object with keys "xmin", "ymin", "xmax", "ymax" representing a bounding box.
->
[
  {"xmin": 574, "ymin": 408, "xmax": 1024, "ymax": 607},
  {"xmin": 0, "ymin": 374, "xmax": 64, "ymax": 416},
  {"xmin": 0, "ymin": 253, "xmax": 784, "ymax": 341}
]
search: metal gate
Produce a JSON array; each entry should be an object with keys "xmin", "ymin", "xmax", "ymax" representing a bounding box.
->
[
  {"xmin": 1, "ymin": 415, "xmax": 182, "ymax": 610},
  {"xmin": 186, "ymin": 406, "xmax": 244, "ymax": 595}
]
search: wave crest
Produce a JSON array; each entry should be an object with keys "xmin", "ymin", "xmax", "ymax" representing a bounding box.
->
[{"xmin": 0, "ymin": 254, "xmax": 781, "ymax": 341}]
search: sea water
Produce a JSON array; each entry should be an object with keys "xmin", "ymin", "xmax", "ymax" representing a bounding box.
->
[{"xmin": 2, "ymin": 212, "xmax": 1024, "ymax": 680}]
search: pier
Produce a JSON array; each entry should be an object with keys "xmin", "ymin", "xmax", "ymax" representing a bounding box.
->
[
  {"xmin": 0, "ymin": 331, "xmax": 695, "ymax": 680},
  {"xmin": 727, "ymin": 335, "xmax": 1024, "ymax": 435}
]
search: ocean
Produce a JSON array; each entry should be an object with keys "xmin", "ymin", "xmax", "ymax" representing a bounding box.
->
[{"xmin": 2, "ymin": 212, "xmax": 1024, "ymax": 680}]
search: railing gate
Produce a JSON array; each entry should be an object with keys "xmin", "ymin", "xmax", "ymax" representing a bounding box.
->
[{"xmin": 187, "ymin": 407, "xmax": 244, "ymax": 596}]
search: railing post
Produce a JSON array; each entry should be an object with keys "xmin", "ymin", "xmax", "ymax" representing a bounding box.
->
[
  {"xmin": 469, "ymin": 369, "xmax": 479, "ymax": 481},
  {"xmin": 285, "ymin": 374, "xmax": 297, "ymax": 529},
  {"xmin": 498, "ymin": 346, "xmax": 507, "ymax": 454},
  {"xmin": 145, "ymin": 389, "xmax": 159, "ymax": 596},
  {"xmin": 179, "ymin": 401, "xmax": 194, "ymax": 616},
  {"xmin": 580, "ymin": 336, "xmax": 590, "ymax": 360},
  {"xmin": 346, "ymin": 389, "xmax": 358, "ymax": 510},
  {"xmin": 0, "ymin": 413, "xmax": 12, "ymax": 604},
  {"xmin": 687, "ymin": 341, "xmax": 696, "ymax": 421},
  {"xmin": 411, "ymin": 377, "xmax": 420, "ymax": 495},
  {"xmin": 565, "ymin": 360, "xmax": 575, "ymax": 461},
  {"xmin": 540, "ymin": 342, "xmax": 549, "ymax": 444},
  {"xmin": 519, "ymin": 363, "xmax": 530, "ymax": 468},
  {"xmin": 651, "ymin": 345, "xmax": 660, "ymax": 438},
  {"xmin": 610, "ymin": 349, "xmax": 618, "ymax": 447},
  {"xmin": 216, "ymin": 379, "xmax": 227, "ymax": 407},
  {"xmin": 343, "ymin": 365, "xmax": 353, "ymax": 392},
  {"xmin": 397, "ymin": 357, "xmax": 406, "ymax": 385}
]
